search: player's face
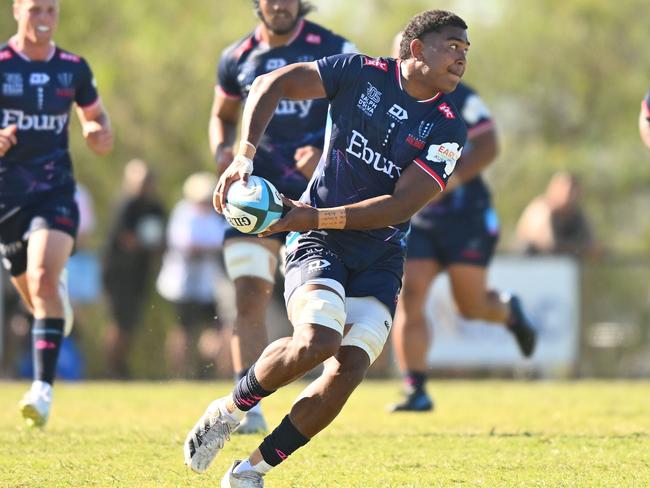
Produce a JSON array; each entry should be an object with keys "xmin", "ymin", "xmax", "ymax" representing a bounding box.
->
[
  {"xmin": 419, "ymin": 26, "xmax": 469, "ymax": 93},
  {"xmin": 258, "ymin": 0, "xmax": 301, "ymax": 36},
  {"xmin": 14, "ymin": 0, "xmax": 59, "ymax": 45}
]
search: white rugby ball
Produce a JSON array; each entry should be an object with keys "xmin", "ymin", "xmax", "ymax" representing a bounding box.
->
[{"xmin": 224, "ymin": 175, "xmax": 284, "ymax": 234}]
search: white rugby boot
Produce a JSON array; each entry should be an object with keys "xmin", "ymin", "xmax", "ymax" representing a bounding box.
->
[
  {"xmin": 221, "ymin": 460, "xmax": 265, "ymax": 488},
  {"xmin": 19, "ymin": 381, "xmax": 52, "ymax": 428},
  {"xmin": 59, "ymin": 269, "xmax": 74, "ymax": 337},
  {"xmin": 184, "ymin": 396, "xmax": 241, "ymax": 473},
  {"xmin": 235, "ymin": 407, "xmax": 267, "ymax": 435}
]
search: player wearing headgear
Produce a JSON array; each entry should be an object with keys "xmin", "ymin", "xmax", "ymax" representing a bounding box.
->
[
  {"xmin": 639, "ymin": 89, "xmax": 650, "ymax": 150},
  {"xmin": 185, "ymin": 10, "xmax": 469, "ymax": 487},
  {"xmin": 388, "ymin": 32, "xmax": 536, "ymax": 413},
  {"xmin": 0, "ymin": 0, "xmax": 112, "ymax": 427},
  {"xmin": 210, "ymin": 0, "xmax": 355, "ymax": 434}
]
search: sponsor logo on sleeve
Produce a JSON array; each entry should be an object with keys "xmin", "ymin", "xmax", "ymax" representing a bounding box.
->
[
  {"xmin": 0, "ymin": 50, "xmax": 12, "ymax": 61},
  {"xmin": 59, "ymin": 52, "xmax": 80, "ymax": 62},
  {"xmin": 437, "ymin": 102, "xmax": 456, "ymax": 119},
  {"xmin": 305, "ymin": 33, "xmax": 322, "ymax": 45},
  {"xmin": 357, "ymin": 82, "xmax": 382, "ymax": 117},
  {"xmin": 363, "ymin": 57, "xmax": 388, "ymax": 72},
  {"xmin": 425, "ymin": 142, "xmax": 462, "ymax": 176}
]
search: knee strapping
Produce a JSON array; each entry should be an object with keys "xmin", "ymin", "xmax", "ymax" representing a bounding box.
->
[{"xmin": 288, "ymin": 288, "xmax": 346, "ymax": 333}]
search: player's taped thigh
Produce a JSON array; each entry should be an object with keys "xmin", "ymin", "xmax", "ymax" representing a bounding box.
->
[
  {"xmin": 287, "ymin": 279, "xmax": 346, "ymax": 334},
  {"xmin": 342, "ymin": 297, "xmax": 392, "ymax": 364},
  {"xmin": 223, "ymin": 240, "xmax": 278, "ymax": 283}
]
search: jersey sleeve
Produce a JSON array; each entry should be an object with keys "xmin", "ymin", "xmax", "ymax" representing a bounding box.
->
[
  {"xmin": 316, "ymin": 53, "xmax": 364, "ymax": 101},
  {"xmin": 217, "ymin": 49, "xmax": 242, "ymax": 99},
  {"xmin": 75, "ymin": 58, "xmax": 99, "ymax": 108},
  {"xmin": 460, "ymin": 92, "xmax": 494, "ymax": 138},
  {"xmin": 413, "ymin": 118, "xmax": 467, "ymax": 191}
]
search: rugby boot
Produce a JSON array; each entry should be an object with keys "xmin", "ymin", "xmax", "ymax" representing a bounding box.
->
[
  {"xmin": 184, "ymin": 396, "xmax": 241, "ymax": 473},
  {"xmin": 19, "ymin": 381, "xmax": 52, "ymax": 428},
  {"xmin": 221, "ymin": 460, "xmax": 265, "ymax": 488},
  {"xmin": 389, "ymin": 389, "xmax": 434, "ymax": 412},
  {"xmin": 506, "ymin": 294, "xmax": 537, "ymax": 358}
]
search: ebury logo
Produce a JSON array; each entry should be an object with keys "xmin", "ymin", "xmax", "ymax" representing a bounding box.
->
[
  {"xmin": 307, "ymin": 259, "xmax": 331, "ymax": 273},
  {"xmin": 275, "ymin": 99, "xmax": 313, "ymax": 118},
  {"xmin": 346, "ymin": 130, "xmax": 402, "ymax": 179},
  {"xmin": 426, "ymin": 142, "xmax": 462, "ymax": 177},
  {"xmin": 387, "ymin": 104, "xmax": 408, "ymax": 122},
  {"xmin": 1, "ymin": 109, "xmax": 68, "ymax": 134},
  {"xmin": 29, "ymin": 73, "xmax": 50, "ymax": 86}
]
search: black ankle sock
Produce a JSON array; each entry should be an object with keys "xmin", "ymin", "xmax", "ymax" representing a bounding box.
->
[
  {"xmin": 32, "ymin": 318, "xmax": 64, "ymax": 385},
  {"xmin": 233, "ymin": 365, "xmax": 274, "ymax": 412},
  {"xmin": 259, "ymin": 415, "xmax": 310, "ymax": 466},
  {"xmin": 405, "ymin": 371, "xmax": 427, "ymax": 393}
]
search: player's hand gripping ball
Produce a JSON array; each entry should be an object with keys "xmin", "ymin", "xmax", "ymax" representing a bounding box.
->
[{"xmin": 223, "ymin": 175, "xmax": 284, "ymax": 234}]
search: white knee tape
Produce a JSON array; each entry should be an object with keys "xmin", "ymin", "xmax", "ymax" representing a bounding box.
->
[
  {"xmin": 288, "ymin": 288, "xmax": 346, "ymax": 334},
  {"xmin": 224, "ymin": 241, "xmax": 277, "ymax": 283},
  {"xmin": 342, "ymin": 297, "xmax": 392, "ymax": 364}
]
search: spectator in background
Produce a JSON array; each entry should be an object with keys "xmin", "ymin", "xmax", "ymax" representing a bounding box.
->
[
  {"xmin": 516, "ymin": 171, "xmax": 595, "ymax": 258},
  {"xmin": 156, "ymin": 172, "xmax": 230, "ymax": 378},
  {"xmin": 639, "ymin": 90, "xmax": 650, "ymax": 150},
  {"xmin": 102, "ymin": 159, "xmax": 165, "ymax": 378}
]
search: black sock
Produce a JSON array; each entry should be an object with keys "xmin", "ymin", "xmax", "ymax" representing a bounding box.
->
[
  {"xmin": 32, "ymin": 318, "xmax": 64, "ymax": 385},
  {"xmin": 405, "ymin": 371, "xmax": 427, "ymax": 394},
  {"xmin": 259, "ymin": 415, "xmax": 310, "ymax": 467},
  {"xmin": 233, "ymin": 365, "xmax": 274, "ymax": 412}
]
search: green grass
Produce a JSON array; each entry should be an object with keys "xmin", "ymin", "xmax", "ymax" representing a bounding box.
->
[{"xmin": 1, "ymin": 381, "xmax": 650, "ymax": 487}]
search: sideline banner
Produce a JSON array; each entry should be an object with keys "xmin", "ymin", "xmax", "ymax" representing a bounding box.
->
[{"xmin": 426, "ymin": 256, "xmax": 580, "ymax": 375}]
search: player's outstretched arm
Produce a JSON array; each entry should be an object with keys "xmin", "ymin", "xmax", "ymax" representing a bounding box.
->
[
  {"xmin": 258, "ymin": 163, "xmax": 442, "ymax": 236},
  {"xmin": 209, "ymin": 89, "xmax": 240, "ymax": 174},
  {"xmin": 213, "ymin": 62, "xmax": 326, "ymax": 213},
  {"xmin": 76, "ymin": 101, "xmax": 113, "ymax": 156}
]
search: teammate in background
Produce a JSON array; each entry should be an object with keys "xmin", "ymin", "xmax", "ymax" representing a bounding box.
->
[
  {"xmin": 0, "ymin": 0, "xmax": 112, "ymax": 427},
  {"xmin": 210, "ymin": 0, "xmax": 355, "ymax": 433},
  {"xmin": 388, "ymin": 32, "xmax": 536, "ymax": 413},
  {"xmin": 185, "ymin": 10, "xmax": 469, "ymax": 486},
  {"xmin": 639, "ymin": 90, "xmax": 650, "ymax": 150}
]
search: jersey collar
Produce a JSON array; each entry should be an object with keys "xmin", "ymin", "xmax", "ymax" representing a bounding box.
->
[
  {"xmin": 395, "ymin": 59, "xmax": 441, "ymax": 104},
  {"xmin": 254, "ymin": 18, "xmax": 306, "ymax": 49},
  {"xmin": 8, "ymin": 36, "xmax": 56, "ymax": 62}
]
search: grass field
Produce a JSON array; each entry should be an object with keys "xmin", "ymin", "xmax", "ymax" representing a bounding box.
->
[{"xmin": 1, "ymin": 380, "xmax": 649, "ymax": 487}]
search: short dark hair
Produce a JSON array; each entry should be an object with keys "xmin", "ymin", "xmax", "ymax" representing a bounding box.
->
[
  {"xmin": 399, "ymin": 10, "xmax": 467, "ymax": 59},
  {"xmin": 253, "ymin": 0, "xmax": 315, "ymax": 19}
]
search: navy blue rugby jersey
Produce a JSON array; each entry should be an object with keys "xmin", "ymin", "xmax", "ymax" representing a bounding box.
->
[
  {"xmin": 0, "ymin": 40, "xmax": 99, "ymax": 200},
  {"xmin": 217, "ymin": 19, "xmax": 355, "ymax": 199},
  {"xmin": 308, "ymin": 53, "xmax": 467, "ymax": 248},
  {"xmin": 415, "ymin": 82, "xmax": 495, "ymax": 220}
]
